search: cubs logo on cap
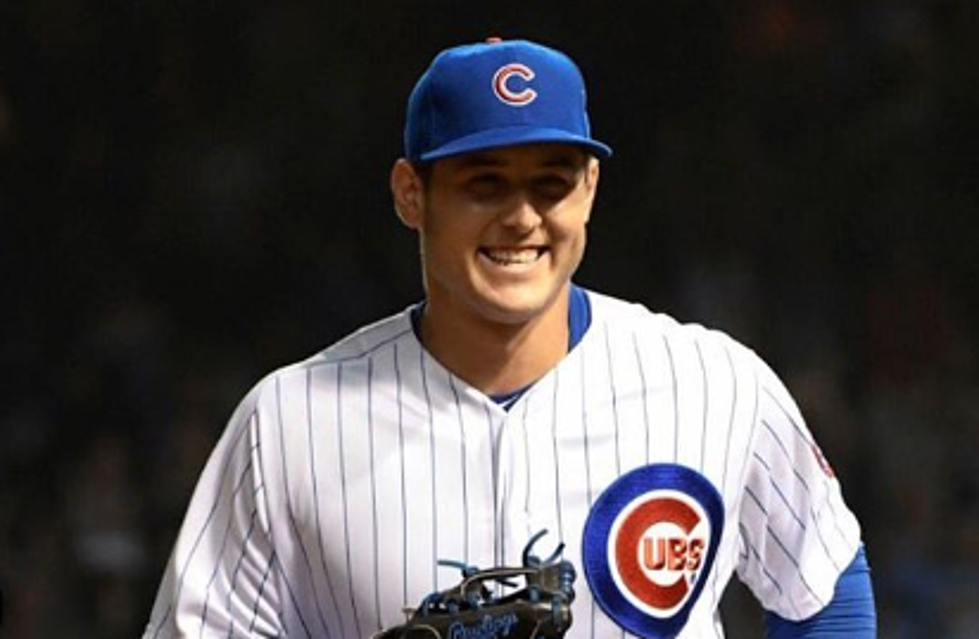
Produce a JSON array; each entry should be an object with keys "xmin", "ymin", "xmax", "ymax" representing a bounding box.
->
[
  {"xmin": 492, "ymin": 63, "xmax": 537, "ymax": 106},
  {"xmin": 582, "ymin": 464, "xmax": 724, "ymax": 638},
  {"xmin": 403, "ymin": 38, "xmax": 612, "ymax": 161}
]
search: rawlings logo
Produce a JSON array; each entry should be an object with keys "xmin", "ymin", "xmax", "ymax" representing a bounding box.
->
[
  {"xmin": 448, "ymin": 613, "xmax": 519, "ymax": 639},
  {"xmin": 492, "ymin": 63, "xmax": 537, "ymax": 106}
]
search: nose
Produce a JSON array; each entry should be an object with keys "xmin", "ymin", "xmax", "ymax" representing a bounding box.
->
[{"xmin": 498, "ymin": 192, "xmax": 542, "ymax": 233}]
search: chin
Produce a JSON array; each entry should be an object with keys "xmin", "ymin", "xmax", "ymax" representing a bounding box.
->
[
  {"xmin": 472, "ymin": 287, "xmax": 564, "ymax": 326},
  {"xmin": 478, "ymin": 305, "xmax": 543, "ymax": 326}
]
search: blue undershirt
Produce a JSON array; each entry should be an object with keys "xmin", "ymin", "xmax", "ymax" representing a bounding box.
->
[{"xmin": 766, "ymin": 545, "xmax": 876, "ymax": 638}]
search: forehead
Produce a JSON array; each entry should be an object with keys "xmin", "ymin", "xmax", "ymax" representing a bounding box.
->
[{"xmin": 434, "ymin": 143, "xmax": 591, "ymax": 174}]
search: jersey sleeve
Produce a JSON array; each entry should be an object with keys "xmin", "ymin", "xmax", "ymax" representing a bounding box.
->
[
  {"xmin": 734, "ymin": 355, "xmax": 863, "ymax": 621},
  {"xmin": 142, "ymin": 384, "xmax": 285, "ymax": 638}
]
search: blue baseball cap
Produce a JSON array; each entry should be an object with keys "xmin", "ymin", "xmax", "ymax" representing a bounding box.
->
[{"xmin": 404, "ymin": 38, "xmax": 612, "ymax": 162}]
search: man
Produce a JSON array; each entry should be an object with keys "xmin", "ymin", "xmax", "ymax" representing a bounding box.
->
[{"xmin": 143, "ymin": 38, "xmax": 876, "ymax": 638}]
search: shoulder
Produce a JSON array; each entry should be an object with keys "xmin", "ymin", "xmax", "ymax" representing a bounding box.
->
[
  {"xmin": 240, "ymin": 307, "xmax": 418, "ymax": 412},
  {"xmin": 311, "ymin": 306, "xmax": 418, "ymax": 366},
  {"xmin": 588, "ymin": 290, "xmax": 807, "ymax": 431},
  {"xmin": 585, "ymin": 288, "xmax": 761, "ymax": 365}
]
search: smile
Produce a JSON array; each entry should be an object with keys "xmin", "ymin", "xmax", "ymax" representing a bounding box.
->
[{"xmin": 479, "ymin": 247, "xmax": 547, "ymax": 266}]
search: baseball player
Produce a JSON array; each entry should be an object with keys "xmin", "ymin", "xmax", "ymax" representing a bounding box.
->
[{"xmin": 143, "ymin": 38, "xmax": 876, "ymax": 638}]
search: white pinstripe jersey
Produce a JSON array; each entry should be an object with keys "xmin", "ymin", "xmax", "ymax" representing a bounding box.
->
[{"xmin": 143, "ymin": 289, "xmax": 862, "ymax": 638}]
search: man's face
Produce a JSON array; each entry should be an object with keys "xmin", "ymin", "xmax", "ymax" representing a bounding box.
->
[{"xmin": 396, "ymin": 143, "xmax": 600, "ymax": 327}]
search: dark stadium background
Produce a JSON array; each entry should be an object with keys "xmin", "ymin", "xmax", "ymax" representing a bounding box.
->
[{"xmin": 2, "ymin": 2, "xmax": 977, "ymax": 637}]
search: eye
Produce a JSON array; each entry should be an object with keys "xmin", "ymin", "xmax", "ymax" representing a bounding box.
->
[
  {"xmin": 465, "ymin": 174, "xmax": 509, "ymax": 200},
  {"xmin": 532, "ymin": 175, "xmax": 576, "ymax": 202}
]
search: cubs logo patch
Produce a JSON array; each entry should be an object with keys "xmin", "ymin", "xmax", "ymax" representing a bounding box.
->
[
  {"xmin": 582, "ymin": 464, "xmax": 724, "ymax": 638},
  {"xmin": 492, "ymin": 63, "xmax": 537, "ymax": 106}
]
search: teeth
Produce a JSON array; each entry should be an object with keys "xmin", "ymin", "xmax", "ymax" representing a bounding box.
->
[{"xmin": 484, "ymin": 248, "xmax": 541, "ymax": 265}]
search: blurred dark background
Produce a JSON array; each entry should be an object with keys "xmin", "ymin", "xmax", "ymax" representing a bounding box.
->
[{"xmin": 1, "ymin": 1, "xmax": 977, "ymax": 637}]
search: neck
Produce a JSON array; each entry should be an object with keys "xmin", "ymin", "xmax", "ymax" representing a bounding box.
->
[{"xmin": 420, "ymin": 290, "xmax": 571, "ymax": 396}]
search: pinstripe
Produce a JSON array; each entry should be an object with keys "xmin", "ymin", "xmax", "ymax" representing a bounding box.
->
[
  {"xmin": 631, "ymin": 332, "xmax": 650, "ymax": 466},
  {"xmin": 708, "ymin": 344, "xmax": 739, "ymax": 632},
  {"xmin": 367, "ymin": 357, "xmax": 384, "ymax": 630},
  {"xmin": 766, "ymin": 523, "xmax": 823, "ymax": 606},
  {"xmin": 743, "ymin": 367, "xmax": 762, "ymax": 483},
  {"xmin": 821, "ymin": 495, "xmax": 851, "ymax": 550},
  {"xmin": 733, "ymin": 369, "xmax": 766, "ymax": 622},
  {"xmin": 150, "ymin": 415, "xmax": 253, "ymax": 639},
  {"xmin": 774, "ymin": 490, "xmax": 806, "ymax": 534},
  {"xmin": 745, "ymin": 484, "xmax": 822, "ymax": 606},
  {"xmin": 198, "ymin": 465, "xmax": 259, "ymax": 636},
  {"xmin": 336, "ymin": 363, "xmax": 363, "ymax": 639},
  {"xmin": 608, "ymin": 333, "xmax": 625, "ymax": 632},
  {"xmin": 498, "ymin": 408, "xmax": 508, "ymax": 566},
  {"xmin": 738, "ymin": 523, "xmax": 784, "ymax": 596},
  {"xmin": 420, "ymin": 347, "xmax": 438, "ymax": 587},
  {"xmin": 720, "ymin": 345, "xmax": 739, "ymax": 492},
  {"xmin": 695, "ymin": 339, "xmax": 708, "ymax": 472},
  {"xmin": 580, "ymin": 341, "xmax": 594, "ymax": 507},
  {"xmin": 307, "ymin": 367, "xmax": 346, "ymax": 639},
  {"xmin": 761, "ymin": 420, "xmax": 812, "ymax": 493},
  {"xmin": 447, "ymin": 374, "xmax": 470, "ymax": 563},
  {"xmin": 521, "ymin": 397, "xmax": 532, "ymax": 514},
  {"xmin": 745, "ymin": 484, "xmax": 766, "ymax": 515},
  {"xmin": 225, "ymin": 506, "xmax": 260, "ymax": 638},
  {"xmin": 580, "ymin": 335, "xmax": 598, "ymax": 639},
  {"xmin": 551, "ymin": 368, "xmax": 565, "ymax": 540},
  {"xmin": 268, "ymin": 549, "xmax": 313, "ymax": 639},
  {"xmin": 395, "ymin": 343, "xmax": 409, "ymax": 605},
  {"xmin": 248, "ymin": 550, "xmax": 277, "ymax": 634},
  {"xmin": 603, "ymin": 324, "xmax": 622, "ymax": 474},
  {"xmin": 254, "ymin": 413, "xmax": 312, "ymax": 639},
  {"xmin": 764, "ymin": 386, "xmax": 814, "ymax": 446},
  {"xmin": 753, "ymin": 452, "xmax": 807, "ymax": 530},
  {"xmin": 484, "ymin": 402, "xmax": 501, "ymax": 566},
  {"xmin": 663, "ymin": 334, "xmax": 679, "ymax": 462},
  {"xmin": 601, "ymin": 323, "xmax": 628, "ymax": 639},
  {"xmin": 809, "ymin": 504, "xmax": 843, "ymax": 573},
  {"xmin": 275, "ymin": 377, "xmax": 331, "ymax": 637}
]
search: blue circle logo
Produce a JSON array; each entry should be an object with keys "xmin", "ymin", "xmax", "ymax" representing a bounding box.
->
[{"xmin": 582, "ymin": 464, "xmax": 724, "ymax": 638}]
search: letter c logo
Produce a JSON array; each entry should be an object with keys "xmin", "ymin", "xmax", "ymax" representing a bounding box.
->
[{"xmin": 493, "ymin": 63, "xmax": 537, "ymax": 106}]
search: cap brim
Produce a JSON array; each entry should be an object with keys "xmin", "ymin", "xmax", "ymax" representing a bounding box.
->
[{"xmin": 418, "ymin": 126, "xmax": 612, "ymax": 162}]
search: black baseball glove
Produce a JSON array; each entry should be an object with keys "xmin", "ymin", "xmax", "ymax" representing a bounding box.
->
[{"xmin": 373, "ymin": 530, "xmax": 576, "ymax": 639}]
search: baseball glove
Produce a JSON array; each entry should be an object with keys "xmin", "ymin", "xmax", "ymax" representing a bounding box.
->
[{"xmin": 373, "ymin": 530, "xmax": 576, "ymax": 639}]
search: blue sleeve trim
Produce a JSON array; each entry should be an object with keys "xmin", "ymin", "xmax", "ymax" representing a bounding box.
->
[{"xmin": 764, "ymin": 545, "xmax": 877, "ymax": 638}]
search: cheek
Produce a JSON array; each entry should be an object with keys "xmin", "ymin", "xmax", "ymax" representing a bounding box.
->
[
  {"xmin": 419, "ymin": 213, "xmax": 482, "ymax": 275},
  {"xmin": 552, "ymin": 211, "xmax": 590, "ymax": 251},
  {"xmin": 423, "ymin": 217, "xmax": 477, "ymax": 254},
  {"xmin": 554, "ymin": 215, "xmax": 590, "ymax": 276}
]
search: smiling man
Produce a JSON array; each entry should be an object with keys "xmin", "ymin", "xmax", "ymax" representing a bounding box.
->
[
  {"xmin": 143, "ymin": 38, "xmax": 876, "ymax": 638},
  {"xmin": 391, "ymin": 143, "xmax": 598, "ymax": 395}
]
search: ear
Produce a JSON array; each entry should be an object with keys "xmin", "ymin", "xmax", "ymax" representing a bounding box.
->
[{"xmin": 391, "ymin": 159, "xmax": 425, "ymax": 229}]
